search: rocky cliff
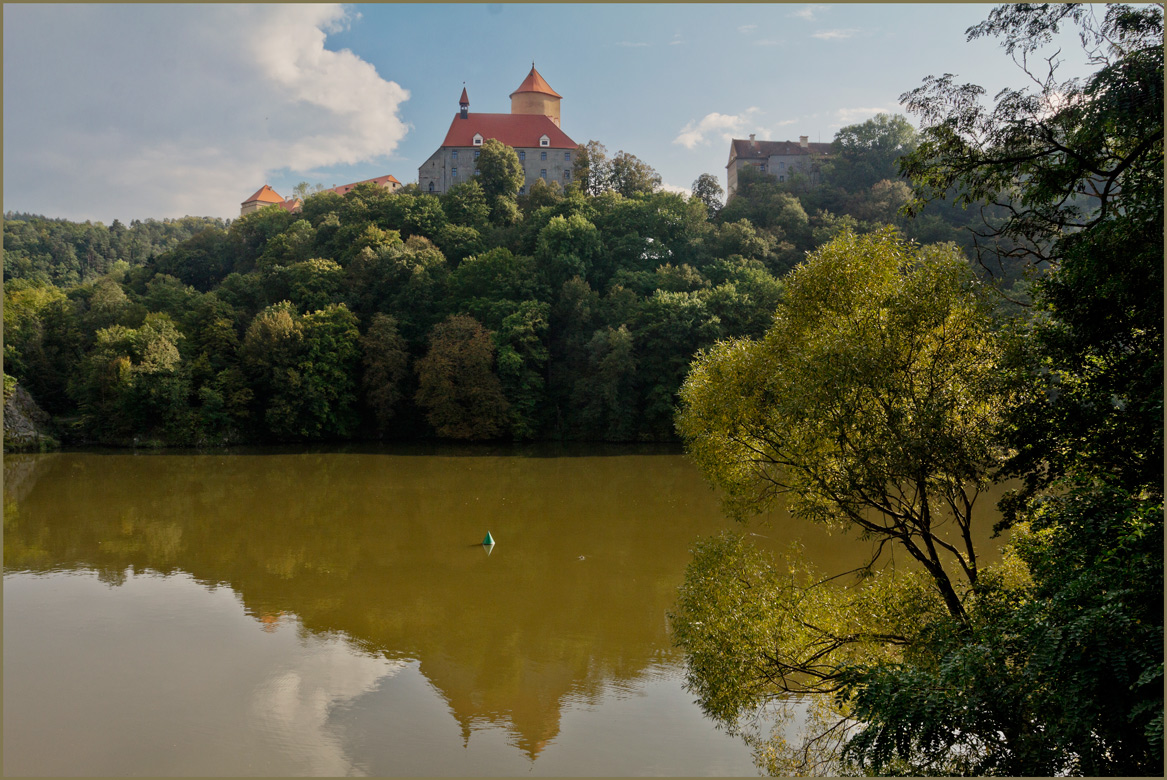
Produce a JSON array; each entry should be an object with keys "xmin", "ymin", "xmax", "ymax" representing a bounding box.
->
[{"xmin": 4, "ymin": 382, "xmax": 58, "ymax": 451}]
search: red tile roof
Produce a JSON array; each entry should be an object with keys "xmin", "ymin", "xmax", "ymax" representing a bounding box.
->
[
  {"xmin": 440, "ymin": 113, "xmax": 576, "ymax": 149},
  {"xmin": 731, "ymin": 138, "xmax": 832, "ymax": 160},
  {"xmin": 510, "ymin": 66, "xmax": 561, "ymax": 99},
  {"xmin": 242, "ymin": 184, "xmax": 284, "ymax": 205},
  {"xmin": 330, "ymin": 174, "xmax": 401, "ymax": 196}
]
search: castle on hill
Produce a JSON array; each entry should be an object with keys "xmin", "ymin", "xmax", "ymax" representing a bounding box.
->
[
  {"xmin": 243, "ymin": 65, "xmax": 579, "ymax": 214},
  {"xmin": 418, "ymin": 65, "xmax": 577, "ymax": 196}
]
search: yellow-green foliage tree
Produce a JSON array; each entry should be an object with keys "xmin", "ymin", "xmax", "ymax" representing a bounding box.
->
[
  {"xmin": 677, "ymin": 227, "xmax": 1005, "ymax": 621},
  {"xmin": 672, "ymin": 228, "xmax": 1020, "ymax": 772}
]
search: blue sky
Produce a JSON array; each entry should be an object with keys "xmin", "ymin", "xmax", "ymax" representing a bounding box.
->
[{"xmin": 3, "ymin": 3, "xmax": 1099, "ymax": 224}]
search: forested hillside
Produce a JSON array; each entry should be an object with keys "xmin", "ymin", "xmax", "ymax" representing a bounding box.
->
[{"xmin": 4, "ymin": 117, "xmax": 985, "ymax": 447}]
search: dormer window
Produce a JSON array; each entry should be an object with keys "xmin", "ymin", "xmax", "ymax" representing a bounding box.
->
[
  {"xmin": 472, "ymin": 134, "xmax": 484, "ymax": 146},
  {"xmin": 539, "ymin": 135, "xmax": 550, "ymax": 147}
]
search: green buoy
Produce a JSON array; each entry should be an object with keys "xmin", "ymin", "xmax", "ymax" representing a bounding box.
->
[{"xmin": 483, "ymin": 531, "xmax": 495, "ymax": 546}]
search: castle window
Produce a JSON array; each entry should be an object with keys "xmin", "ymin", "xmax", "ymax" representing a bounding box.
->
[
  {"xmin": 474, "ymin": 149, "xmax": 480, "ymax": 160},
  {"xmin": 428, "ymin": 182, "xmax": 435, "ymax": 192},
  {"xmin": 519, "ymin": 150, "xmax": 526, "ymax": 161},
  {"xmin": 520, "ymin": 185, "xmax": 526, "ymax": 195},
  {"xmin": 564, "ymin": 151, "xmax": 571, "ymax": 161},
  {"xmin": 563, "ymin": 170, "xmax": 570, "ymax": 181},
  {"xmin": 541, "ymin": 169, "xmax": 547, "ymax": 180},
  {"xmin": 452, "ymin": 167, "xmax": 458, "ymax": 178},
  {"xmin": 475, "ymin": 168, "xmax": 480, "ymax": 176},
  {"xmin": 540, "ymin": 151, "xmax": 547, "ymax": 161},
  {"xmin": 760, "ymin": 164, "xmax": 766, "ymax": 173},
  {"xmin": 452, "ymin": 150, "xmax": 458, "ymax": 160}
]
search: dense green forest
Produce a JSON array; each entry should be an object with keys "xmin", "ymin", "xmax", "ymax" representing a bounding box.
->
[{"xmin": 4, "ymin": 116, "xmax": 986, "ymax": 448}]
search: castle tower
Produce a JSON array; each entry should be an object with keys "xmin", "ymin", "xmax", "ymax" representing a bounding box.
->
[
  {"xmin": 509, "ymin": 64, "xmax": 562, "ymax": 127},
  {"xmin": 459, "ymin": 86, "xmax": 469, "ymax": 119}
]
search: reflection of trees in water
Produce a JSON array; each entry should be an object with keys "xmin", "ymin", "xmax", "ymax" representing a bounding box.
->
[{"xmin": 3, "ymin": 449, "xmax": 758, "ymax": 756}]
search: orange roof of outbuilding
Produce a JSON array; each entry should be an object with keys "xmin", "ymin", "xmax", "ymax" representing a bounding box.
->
[
  {"xmin": 509, "ymin": 65, "xmax": 561, "ymax": 99},
  {"xmin": 440, "ymin": 113, "xmax": 576, "ymax": 149},
  {"xmin": 242, "ymin": 184, "xmax": 284, "ymax": 205},
  {"xmin": 330, "ymin": 174, "xmax": 402, "ymax": 195}
]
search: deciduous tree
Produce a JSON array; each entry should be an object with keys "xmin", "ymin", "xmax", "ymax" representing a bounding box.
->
[
  {"xmin": 825, "ymin": 113, "xmax": 918, "ymax": 192},
  {"xmin": 607, "ymin": 150, "xmax": 661, "ymax": 198},
  {"xmin": 691, "ymin": 173, "xmax": 724, "ymax": 220},
  {"xmin": 677, "ymin": 228, "xmax": 1005, "ymax": 620},
  {"xmin": 415, "ymin": 314, "xmax": 509, "ymax": 440}
]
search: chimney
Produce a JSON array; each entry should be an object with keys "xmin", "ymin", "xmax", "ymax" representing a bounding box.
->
[
  {"xmin": 749, "ymin": 133, "xmax": 756, "ymax": 148},
  {"xmin": 800, "ymin": 135, "xmax": 809, "ymax": 148}
]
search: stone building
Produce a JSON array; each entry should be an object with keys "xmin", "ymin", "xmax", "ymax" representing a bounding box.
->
[
  {"xmin": 725, "ymin": 134, "xmax": 832, "ymax": 199},
  {"xmin": 418, "ymin": 65, "xmax": 577, "ymax": 196}
]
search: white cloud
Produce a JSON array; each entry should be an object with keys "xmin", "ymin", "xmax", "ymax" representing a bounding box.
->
[
  {"xmin": 737, "ymin": 24, "xmax": 757, "ymax": 33},
  {"xmin": 612, "ymin": 40, "xmax": 651, "ymax": 47},
  {"xmin": 248, "ymin": 622, "xmax": 407, "ymax": 777},
  {"xmin": 673, "ymin": 108, "xmax": 762, "ymax": 150},
  {"xmin": 789, "ymin": 5, "xmax": 830, "ymax": 21},
  {"xmin": 659, "ymin": 183, "xmax": 691, "ymax": 197},
  {"xmin": 812, "ymin": 28, "xmax": 861, "ymax": 40},
  {"xmin": 3, "ymin": 4, "xmax": 410, "ymax": 222},
  {"xmin": 669, "ymin": 31, "xmax": 687, "ymax": 45}
]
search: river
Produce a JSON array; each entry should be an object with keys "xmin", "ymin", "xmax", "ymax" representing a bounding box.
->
[{"xmin": 3, "ymin": 445, "xmax": 1006, "ymax": 776}]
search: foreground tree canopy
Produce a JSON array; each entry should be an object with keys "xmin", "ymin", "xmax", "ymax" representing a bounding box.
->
[
  {"xmin": 678, "ymin": 228, "xmax": 1003, "ymax": 620},
  {"xmin": 672, "ymin": 3, "xmax": 1162, "ymax": 775}
]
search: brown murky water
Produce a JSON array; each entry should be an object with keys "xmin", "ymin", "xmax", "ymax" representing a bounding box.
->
[{"xmin": 3, "ymin": 445, "xmax": 1008, "ymax": 776}]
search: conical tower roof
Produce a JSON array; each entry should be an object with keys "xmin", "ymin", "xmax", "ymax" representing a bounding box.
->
[
  {"xmin": 459, "ymin": 86, "xmax": 469, "ymax": 105},
  {"xmin": 509, "ymin": 64, "xmax": 561, "ymax": 99}
]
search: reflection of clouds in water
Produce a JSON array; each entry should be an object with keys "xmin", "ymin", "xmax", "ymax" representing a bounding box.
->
[{"xmin": 249, "ymin": 620, "xmax": 406, "ymax": 776}]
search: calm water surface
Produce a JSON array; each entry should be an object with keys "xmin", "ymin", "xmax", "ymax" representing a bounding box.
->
[{"xmin": 3, "ymin": 446, "xmax": 1004, "ymax": 776}]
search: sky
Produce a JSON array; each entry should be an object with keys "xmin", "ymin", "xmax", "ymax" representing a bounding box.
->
[{"xmin": 3, "ymin": 3, "xmax": 1100, "ymax": 224}]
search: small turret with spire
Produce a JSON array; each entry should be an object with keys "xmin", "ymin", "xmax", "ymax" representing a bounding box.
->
[{"xmin": 459, "ymin": 84, "xmax": 469, "ymax": 119}]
